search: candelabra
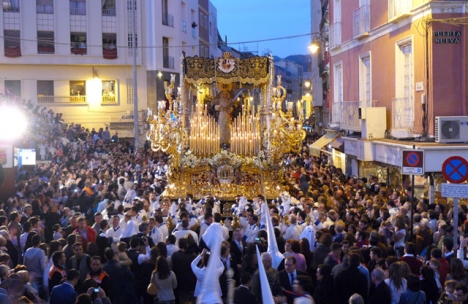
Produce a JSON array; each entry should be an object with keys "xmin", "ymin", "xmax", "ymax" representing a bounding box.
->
[
  {"xmin": 147, "ymin": 74, "xmax": 187, "ymax": 179},
  {"xmin": 266, "ymin": 75, "xmax": 306, "ymax": 164}
]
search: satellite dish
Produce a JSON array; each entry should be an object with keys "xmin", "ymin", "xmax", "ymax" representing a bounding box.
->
[{"xmin": 0, "ymin": 164, "xmax": 4, "ymax": 187}]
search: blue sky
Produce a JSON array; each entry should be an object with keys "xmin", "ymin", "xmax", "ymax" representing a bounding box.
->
[{"xmin": 210, "ymin": 0, "xmax": 311, "ymax": 58}]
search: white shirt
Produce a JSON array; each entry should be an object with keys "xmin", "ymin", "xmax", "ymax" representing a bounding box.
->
[
  {"xmin": 148, "ymin": 226, "xmax": 164, "ymax": 245},
  {"xmin": 283, "ymin": 224, "xmax": 301, "ymax": 241},
  {"xmin": 190, "ymin": 254, "xmax": 224, "ymax": 297},
  {"xmin": 244, "ymin": 224, "xmax": 259, "ymax": 244},
  {"xmin": 106, "ymin": 226, "xmax": 122, "ymax": 244},
  {"xmin": 173, "ymin": 229, "xmax": 199, "ymax": 245}
]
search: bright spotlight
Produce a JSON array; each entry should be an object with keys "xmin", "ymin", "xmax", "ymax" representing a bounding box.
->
[{"xmin": 0, "ymin": 105, "xmax": 28, "ymax": 141}]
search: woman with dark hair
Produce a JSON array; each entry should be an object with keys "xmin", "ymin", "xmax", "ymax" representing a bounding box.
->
[
  {"xmin": 153, "ymin": 256, "xmax": 177, "ymax": 304},
  {"xmin": 419, "ymin": 265, "xmax": 439, "ymax": 304},
  {"xmin": 393, "ymin": 215, "xmax": 406, "ymax": 258},
  {"xmin": 313, "ymin": 264, "xmax": 332, "ymax": 304},
  {"xmin": 398, "ymin": 274, "xmax": 426, "ymax": 304},
  {"xmin": 156, "ymin": 242, "xmax": 168, "ymax": 259},
  {"xmin": 289, "ymin": 240, "xmax": 307, "ymax": 272},
  {"xmin": 446, "ymin": 258, "xmax": 468, "ymax": 284},
  {"xmin": 185, "ymin": 233, "xmax": 199, "ymax": 255},
  {"xmin": 299, "ymin": 238, "xmax": 314, "ymax": 275},
  {"xmin": 385, "ymin": 262, "xmax": 407, "ymax": 304},
  {"xmin": 312, "ymin": 233, "xmax": 332, "ymax": 269}
]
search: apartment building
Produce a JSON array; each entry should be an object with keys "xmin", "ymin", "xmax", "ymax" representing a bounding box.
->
[
  {"xmin": 312, "ymin": 0, "xmax": 468, "ymax": 192},
  {"xmin": 0, "ymin": 0, "xmax": 200, "ymax": 137}
]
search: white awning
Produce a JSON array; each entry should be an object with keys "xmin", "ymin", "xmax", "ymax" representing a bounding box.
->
[{"xmin": 309, "ymin": 131, "xmax": 339, "ymax": 156}]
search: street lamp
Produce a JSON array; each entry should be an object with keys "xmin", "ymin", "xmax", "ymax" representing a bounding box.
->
[{"xmin": 308, "ymin": 43, "xmax": 319, "ymax": 54}]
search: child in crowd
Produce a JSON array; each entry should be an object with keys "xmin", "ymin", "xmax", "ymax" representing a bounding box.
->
[{"xmin": 52, "ymin": 224, "xmax": 63, "ymax": 241}]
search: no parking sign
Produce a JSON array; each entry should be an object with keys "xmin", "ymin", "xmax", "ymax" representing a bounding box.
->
[{"xmin": 401, "ymin": 150, "xmax": 424, "ymax": 175}]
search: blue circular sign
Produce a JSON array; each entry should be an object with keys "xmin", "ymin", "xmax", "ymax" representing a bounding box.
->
[{"xmin": 442, "ymin": 156, "xmax": 468, "ymax": 184}]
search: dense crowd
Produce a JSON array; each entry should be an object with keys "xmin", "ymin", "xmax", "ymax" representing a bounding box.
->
[{"xmin": 0, "ymin": 102, "xmax": 467, "ymax": 304}]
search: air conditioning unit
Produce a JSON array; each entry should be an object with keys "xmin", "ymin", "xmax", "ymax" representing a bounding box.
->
[{"xmin": 435, "ymin": 116, "xmax": 468, "ymax": 143}]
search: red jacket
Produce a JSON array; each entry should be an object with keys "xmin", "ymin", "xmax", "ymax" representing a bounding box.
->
[{"xmin": 72, "ymin": 226, "xmax": 96, "ymax": 251}]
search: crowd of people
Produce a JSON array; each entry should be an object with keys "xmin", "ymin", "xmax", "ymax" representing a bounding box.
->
[{"xmin": 0, "ymin": 103, "xmax": 467, "ymax": 304}]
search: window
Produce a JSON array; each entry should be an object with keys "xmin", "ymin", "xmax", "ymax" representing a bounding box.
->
[
  {"xmin": 162, "ymin": 0, "xmax": 174, "ymax": 28},
  {"xmin": 393, "ymin": 38, "xmax": 414, "ymax": 131},
  {"xmin": 330, "ymin": 0, "xmax": 341, "ymax": 48},
  {"xmin": 3, "ymin": 0, "xmax": 19, "ymax": 12},
  {"xmin": 70, "ymin": 0, "xmax": 86, "ymax": 15},
  {"xmin": 71, "ymin": 32, "xmax": 87, "ymax": 55},
  {"xmin": 128, "ymin": 33, "xmax": 138, "ymax": 48},
  {"xmin": 4, "ymin": 30, "xmax": 19, "ymax": 48},
  {"xmin": 37, "ymin": 31, "xmax": 54, "ymax": 54},
  {"xmin": 69, "ymin": 80, "xmax": 85, "ymax": 96},
  {"xmin": 37, "ymin": 80, "xmax": 54, "ymax": 96},
  {"xmin": 4, "ymin": 80, "xmax": 20, "ymax": 100},
  {"xmin": 162, "ymin": 37, "xmax": 173, "ymax": 68},
  {"xmin": 103, "ymin": 33, "xmax": 117, "ymax": 59},
  {"xmin": 333, "ymin": 63, "xmax": 343, "ymax": 103},
  {"xmin": 102, "ymin": 80, "xmax": 116, "ymax": 103},
  {"xmin": 102, "ymin": 0, "xmax": 115, "ymax": 16},
  {"xmin": 4, "ymin": 30, "xmax": 20, "ymax": 57},
  {"xmin": 126, "ymin": 78, "xmax": 133, "ymax": 104},
  {"xmin": 36, "ymin": 0, "xmax": 53, "ymax": 14},
  {"xmin": 127, "ymin": 0, "xmax": 136, "ymax": 11},
  {"xmin": 359, "ymin": 53, "xmax": 371, "ymax": 107}
]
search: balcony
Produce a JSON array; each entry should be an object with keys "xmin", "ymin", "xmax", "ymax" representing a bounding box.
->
[
  {"xmin": 38, "ymin": 46, "xmax": 55, "ymax": 54},
  {"xmin": 388, "ymin": 0, "xmax": 412, "ymax": 22},
  {"xmin": 182, "ymin": 20, "xmax": 187, "ymax": 33},
  {"xmin": 71, "ymin": 47, "xmax": 87, "ymax": 55},
  {"xmin": 37, "ymin": 95, "xmax": 86, "ymax": 104},
  {"xmin": 162, "ymin": 13, "xmax": 174, "ymax": 27},
  {"xmin": 103, "ymin": 47, "xmax": 117, "ymax": 59},
  {"xmin": 329, "ymin": 22, "xmax": 341, "ymax": 50},
  {"xmin": 4, "ymin": 46, "xmax": 21, "ymax": 57},
  {"xmin": 353, "ymin": 5, "xmax": 370, "ymax": 39},
  {"xmin": 102, "ymin": 8, "xmax": 115, "ymax": 16},
  {"xmin": 163, "ymin": 56, "xmax": 174, "ymax": 69},
  {"xmin": 102, "ymin": 95, "xmax": 116, "ymax": 103},
  {"xmin": 36, "ymin": 5, "xmax": 53, "ymax": 14},
  {"xmin": 392, "ymin": 97, "xmax": 414, "ymax": 131},
  {"xmin": 331, "ymin": 101, "xmax": 360, "ymax": 132}
]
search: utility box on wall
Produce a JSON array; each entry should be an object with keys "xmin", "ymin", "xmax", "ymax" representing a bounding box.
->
[{"xmin": 360, "ymin": 107, "xmax": 387, "ymax": 139}]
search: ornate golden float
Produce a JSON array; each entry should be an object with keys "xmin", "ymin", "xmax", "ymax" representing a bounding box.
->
[{"xmin": 147, "ymin": 52, "xmax": 305, "ymax": 200}]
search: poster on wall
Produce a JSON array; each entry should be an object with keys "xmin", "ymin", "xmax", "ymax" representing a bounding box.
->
[{"xmin": 0, "ymin": 145, "xmax": 12, "ymax": 168}]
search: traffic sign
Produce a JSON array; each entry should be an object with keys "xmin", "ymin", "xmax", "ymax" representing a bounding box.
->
[
  {"xmin": 442, "ymin": 156, "xmax": 468, "ymax": 184},
  {"xmin": 441, "ymin": 183, "xmax": 468, "ymax": 198},
  {"xmin": 402, "ymin": 150, "xmax": 424, "ymax": 175}
]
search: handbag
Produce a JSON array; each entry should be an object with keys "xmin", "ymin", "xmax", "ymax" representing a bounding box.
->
[{"xmin": 147, "ymin": 273, "xmax": 158, "ymax": 296}]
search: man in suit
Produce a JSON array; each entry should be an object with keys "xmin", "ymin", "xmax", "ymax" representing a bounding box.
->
[
  {"xmin": 368, "ymin": 268, "xmax": 392, "ymax": 304},
  {"xmin": 274, "ymin": 256, "xmax": 308, "ymax": 304},
  {"xmin": 49, "ymin": 269, "xmax": 80, "ymax": 304},
  {"xmin": 230, "ymin": 228, "xmax": 245, "ymax": 267},
  {"xmin": 333, "ymin": 251, "xmax": 368, "ymax": 304},
  {"xmin": 102, "ymin": 248, "xmax": 137, "ymax": 304},
  {"xmin": 171, "ymin": 238, "xmax": 197, "ymax": 304},
  {"xmin": 398, "ymin": 242, "xmax": 422, "ymax": 275},
  {"xmin": 234, "ymin": 272, "xmax": 258, "ymax": 304}
]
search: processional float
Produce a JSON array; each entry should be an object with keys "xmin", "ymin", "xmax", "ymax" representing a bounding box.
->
[{"xmin": 147, "ymin": 52, "xmax": 305, "ymax": 200}]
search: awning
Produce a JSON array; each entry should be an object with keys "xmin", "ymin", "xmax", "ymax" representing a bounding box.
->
[
  {"xmin": 330, "ymin": 137, "xmax": 344, "ymax": 153},
  {"xmin": 309, "ymin": 131, "xmax": 339, "ymax": 156}
]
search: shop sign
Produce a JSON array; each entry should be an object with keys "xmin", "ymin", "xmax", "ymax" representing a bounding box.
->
[{"xmin": 434, "ymin": 31, "xmax": 461, "ymax": 44}]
